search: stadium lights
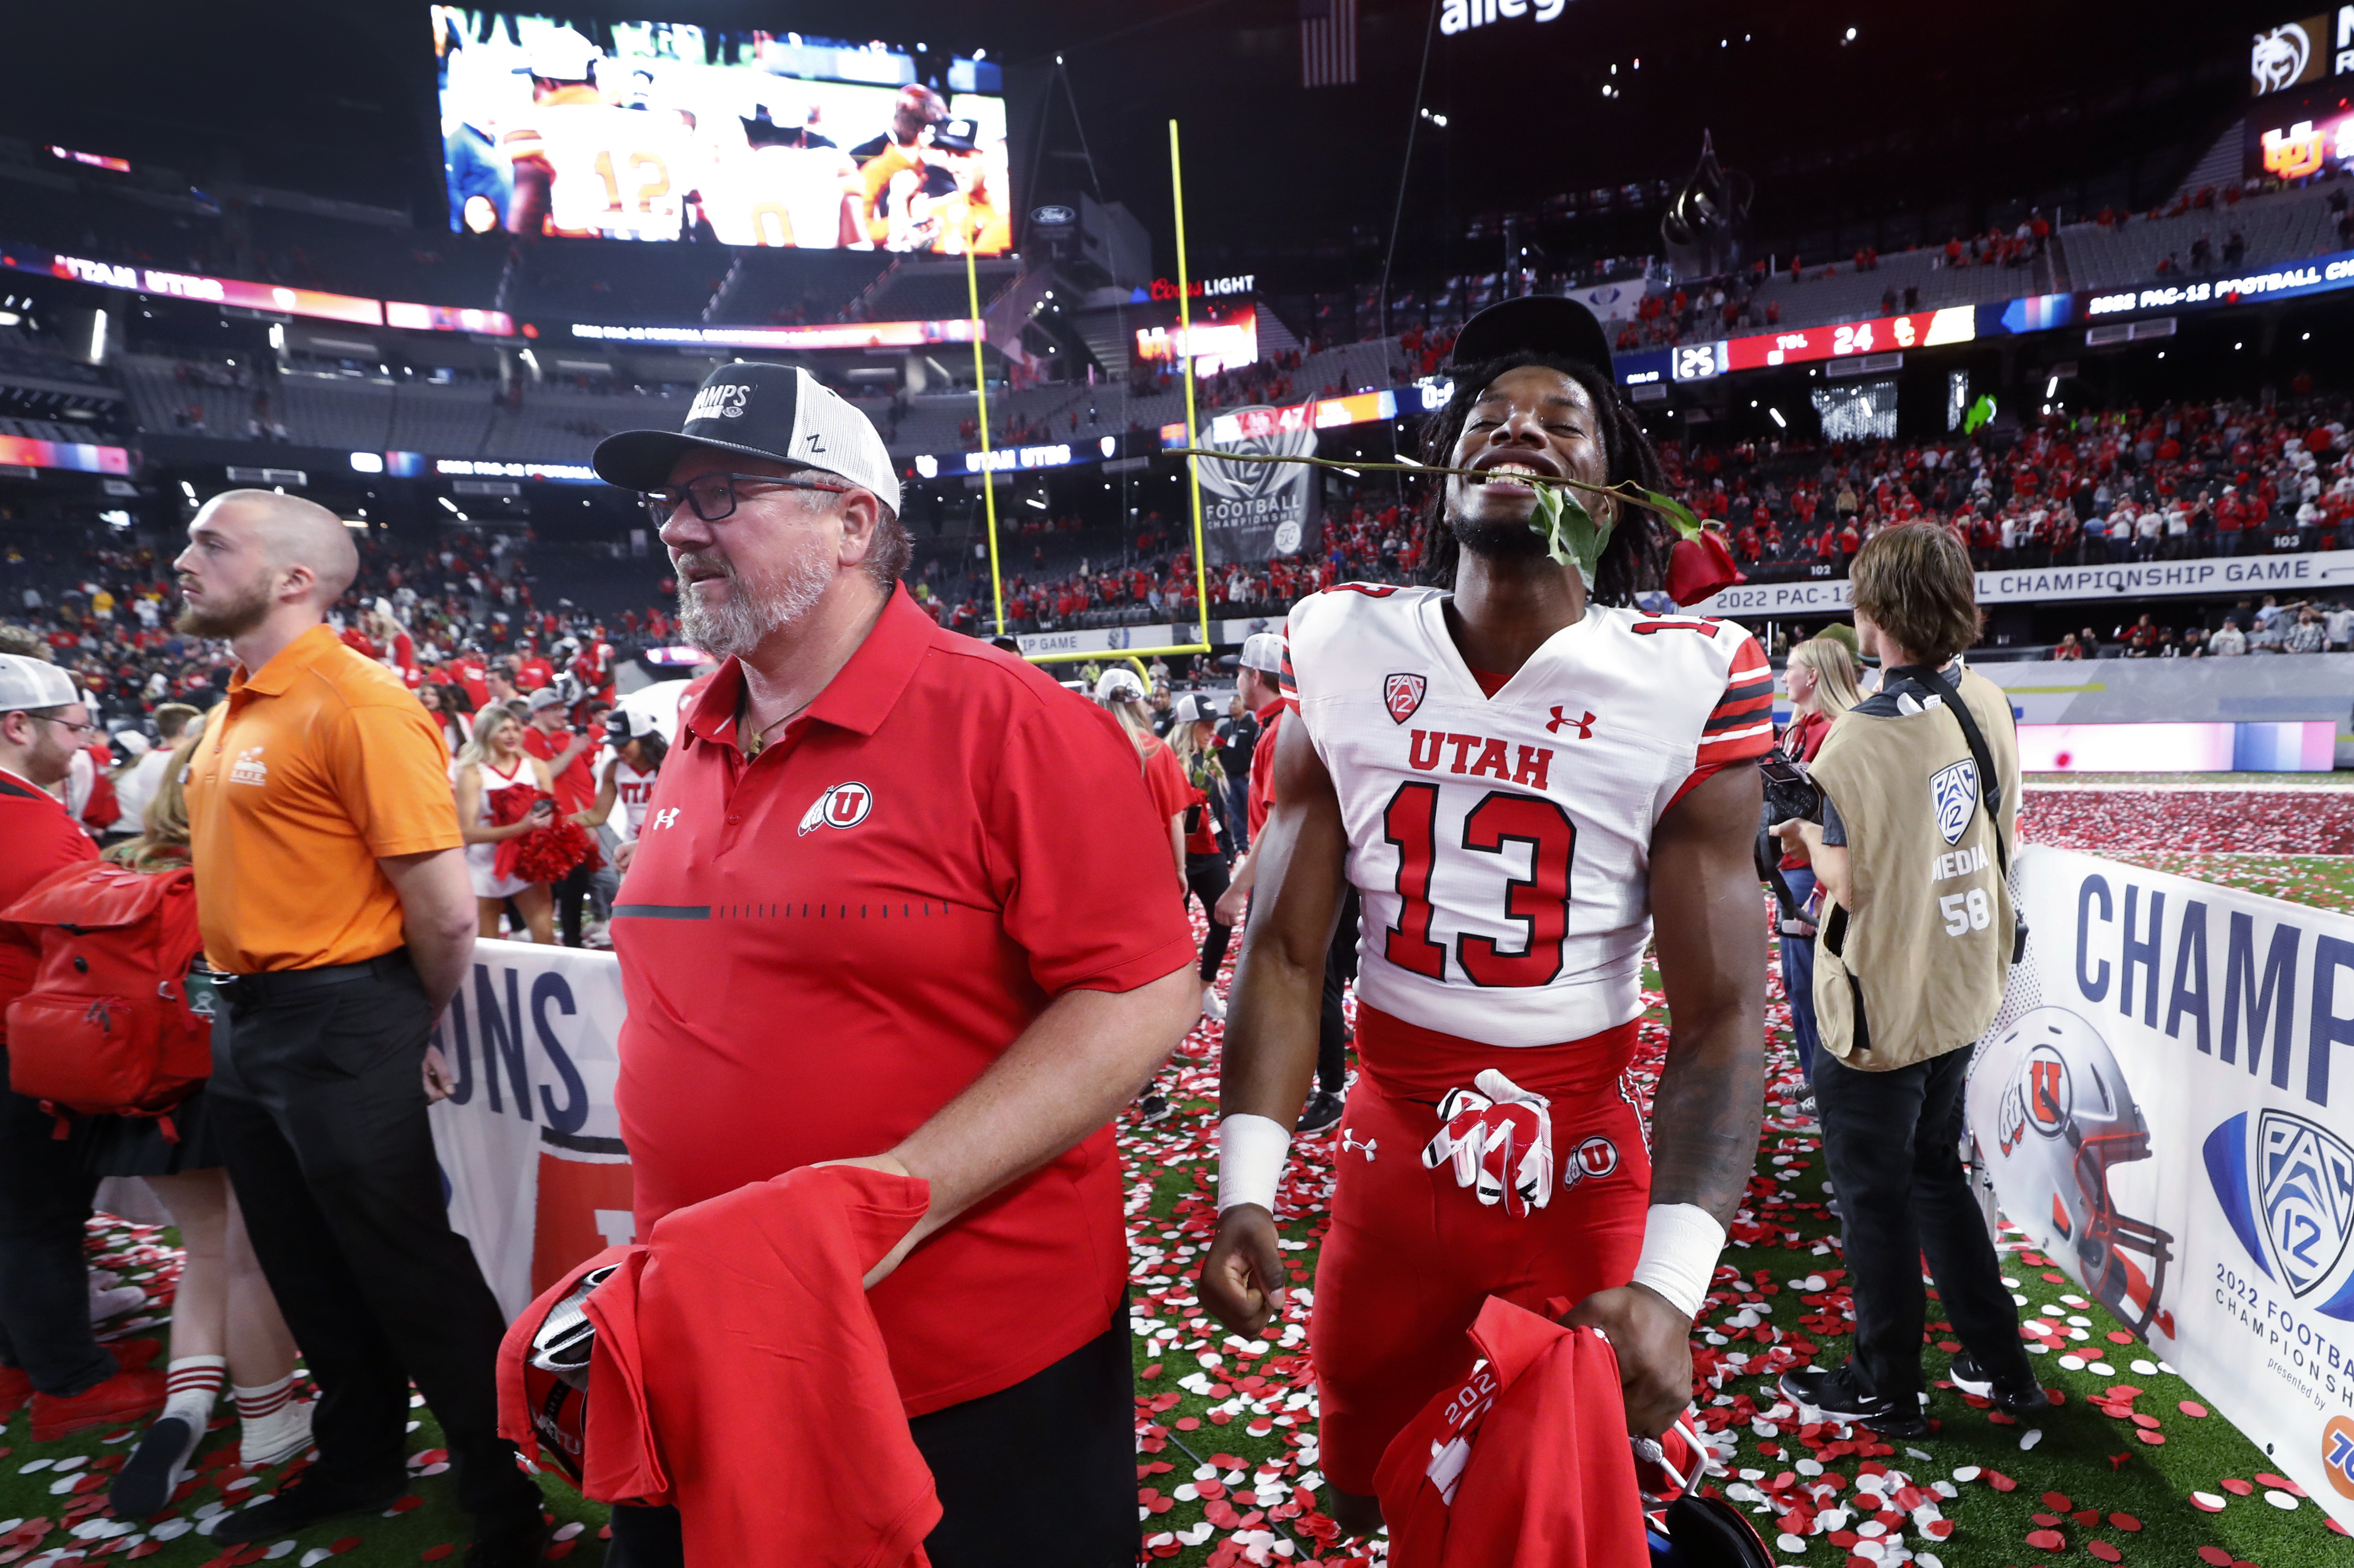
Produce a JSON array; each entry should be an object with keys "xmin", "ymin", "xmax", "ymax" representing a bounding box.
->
[
  {"xmin": 2305, "ymin": 331, "xmax": 2313, "ymax": 340},
  {"xmin": 1845, "ymin": 26, "xmax": 1857, "ymax": 41},
  {"xmin": 180, "ymin": 481, "xmax": 197, "ymax": 502},
  {"xmin": 0, "ymin": 312, "xmax": 18, "ymax": 328},
  {"xmin": 2046, "ymin": 376, "xmax": 2059, "ymax": 396},
  {"xmin": 438, "ymin": 496, "xmax": 461, "ymax": 514},
  {"xmin": 2235, "ymin": 342, "xmax": 2244, "ymax": 350},
  {"xmin": 88, "ymin": 307, "xmax": 107, "ymax": 363},
  {"xmin": 1025, "ymin": 496, "xmax": 1048, "ymax": 509},
  {"xmin": 1339, "ymin": 467, "xmax": 1362, "ymax": 477},
  {"xmin": 1769, "ymin": 408, "xmax": 1787, "ymax": 428}
]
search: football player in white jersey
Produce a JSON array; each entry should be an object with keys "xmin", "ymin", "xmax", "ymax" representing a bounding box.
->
[
  {"xmin": 501, "ymin": 28, "xmax": 685, "ymax": 240},
  {"xmin": 1200, "ymin": 297, "xmax": 1772, "ymax": 1540}
]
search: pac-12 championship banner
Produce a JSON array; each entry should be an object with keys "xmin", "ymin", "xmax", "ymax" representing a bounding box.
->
[
  {"xmin": 425, "ymin": 940, "xmax": 631, "ymax": 1322},
  {"xmin": 1969, "ymin": 846, "xmax": 2354, "ymax": 1528}
]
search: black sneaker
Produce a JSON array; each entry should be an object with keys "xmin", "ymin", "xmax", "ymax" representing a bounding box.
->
[
  {"xmin": 1135, "ymin": 1093, "xmax": 1173, "ymax": 1126},
  {"xmin": 464, "ymin": 1514, "xmax": 554, "ymax": 1568},
  {"xmin": 1779, "ymin": 1361, "xmax": 1930, "ymax": 1438},
  {"xmin": 210, "ymin": 1473, "xmax": 407, "ymax": 1544},
  {"xmin": 1297, "ymin": 1090, "xmax": 1346, "ymax": 1135},
  {"xmin": 1948, "ymin": 1350, "xmax": 2053, "ymax": 1417},
  {"xmin": 111, "ymin": 1412, "xmax": 200, "ymax": 1520}
]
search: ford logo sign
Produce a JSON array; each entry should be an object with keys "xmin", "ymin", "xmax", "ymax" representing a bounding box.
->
[{"xmin": 1030, "ymin": 205, "xmax": 1076, "ymax": 226}]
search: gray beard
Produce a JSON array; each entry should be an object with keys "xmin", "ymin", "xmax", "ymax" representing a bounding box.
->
[{"xmin": 674, "ymin": 548, "xmax": 834, "ymax": 661}]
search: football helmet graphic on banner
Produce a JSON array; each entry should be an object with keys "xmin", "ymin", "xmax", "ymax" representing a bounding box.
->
[
  {"xmin": 1970, "ymin": 1007, "xmax": 2176, "ymax": 1340},
  {"xmin": 1423, "ymin": 1068, "xmax": 1554, "ymax": 1217}
]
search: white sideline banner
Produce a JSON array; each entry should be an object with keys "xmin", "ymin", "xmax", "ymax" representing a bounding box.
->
[
  {"xmin": 426, "ymin": 939, "xmax": 631, "ymax": 1321},
  {"xmin": 1971, "ymin": 846, "xmax": 2354, "ymax": 1526}
]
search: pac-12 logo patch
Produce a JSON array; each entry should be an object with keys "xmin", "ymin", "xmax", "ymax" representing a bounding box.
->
[
  {"xmin": 797, "ymin": 782, "xmax": 874, "ymax": 836},
  {"xmin": 1930, "ymin": 758, "xmax": 1978, "ymax": 845},
  {"xmin": 1384, "ymin": 673, "xmax": 1427, "ymax": 725}
]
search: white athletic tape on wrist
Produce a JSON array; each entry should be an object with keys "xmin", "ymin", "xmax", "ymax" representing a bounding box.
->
[
  {"xmin": 1629, "ymin": 1202, "xmax": 1727, "ymax": 1321},
  {"xmin": 1216, "ymin": 1113, "xmax": 1292, "ymax": 1214}
]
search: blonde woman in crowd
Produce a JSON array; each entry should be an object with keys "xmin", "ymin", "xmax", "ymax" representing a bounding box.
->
[
  {"xmin": 453, "ymin": 704, "xmax": 556, "ymax": 943},
  {"xmin": 93, "ymin": 730, "xmax": 310, "ymax": 1519},
  {"xmin": 1776, "ymin": 636, "xmax": 1865, "ymax": 1110}
]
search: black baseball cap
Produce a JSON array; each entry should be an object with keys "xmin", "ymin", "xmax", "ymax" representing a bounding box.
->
[
  {"xmin": 1447, "ymin": 296, "xmax": 1615, "ymax": 377},
  {"xmin": 592, "ymin": 362, "xmax": 901, "ymax": 514},
  {"xmin": 933, "ymin": 117, "xmax": 981, "ymax": 153}
]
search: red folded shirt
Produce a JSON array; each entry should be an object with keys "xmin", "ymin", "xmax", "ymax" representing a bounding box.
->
[
  {"xmin": 1375, "ymin": 1296, "xmax": 1647, "ymax": 1568},
  {"xmin": 499, "ymin": 1165, "xmax": 940, "ymax": 1568}
]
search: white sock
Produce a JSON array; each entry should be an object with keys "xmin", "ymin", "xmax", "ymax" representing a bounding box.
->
[
  {"xmin": 163, "ymin": 1356, "xmax": 226, "ymax": 1430},
  {"xmin": 235, "ymin": 1375, "xmax": 313, "ymax": 1467}
]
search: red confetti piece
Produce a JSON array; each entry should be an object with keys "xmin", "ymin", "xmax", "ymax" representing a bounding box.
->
[
  {"xmin": 1985, "ymin": 1470, "xmax": 2019, "ymax": 1492},
  {"xmin": 1173, "ymin": 1417, "xmax": 1200, "ymax": 1431},
  {"xmin": 2328, "ymin": 1518, "xmax": 2350, "ymax": 1537},
  {"xmin": 2088, "ymin": 1545, "xmax": 2123, "ymax": 1564},
  {"xmin": 2135, "ymin": 1429, "xmax": 2165, "ymax": 1445},
  {"xmin": 2109, "ymin": 1511, "xmax": 2141, "ymax": 1532},
  {"xmin": 2254, "ymin": 1472, "xmax": 2301, "ymax": 1495},
  {"xmin": 2221, "ymin": 1479, "xmax": 2254, "ymax": 1496},
  {"xmin": 2200, "ymin": 1549, "xmax": 2234, "ymax": 1566},
  {"xmin": 545, "ymin": 1543, "xmax": 577, "ymax": 1562},
  {"xmin": 391, "ymin": 1496, "xmax": 425, "ymax": 1513},
  {"xmin": 2189, "ymin": 1494, "xmax": 2226, "ymax": 1513},
  {"xmin": 421, "ymin": 1549, "xmax": 455, "ymax": 1563},
  {"xmin": 2177, "ymin": 1400, "xmax": 2208, "ymax": 1418},
  {"xmin": 2043, "ymin": 1491, "xmax": 2074, "ymax": 1511},
  {"xmin": 2025, "ymin": 1529, "xmax": 2066, "ymax": 1550},
  {"xmin": 2106, "ymin": 1330, "xmax": 2136, "ymax": 1344},
  {"xmin": 330, "ymin": 1539, "xmax": 363, "ymax": 1555}
]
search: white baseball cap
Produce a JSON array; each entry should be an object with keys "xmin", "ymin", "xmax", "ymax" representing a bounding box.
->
[
  {"xmin": 1094, "ymin": 668, "xmax": 1147, "ymax": 704},
  {"xmin": 1237, "ymin": 632, "xmax": 1284, "ymax": 675},
  {"xmin": 593, "ymin": 363, "xmax": 902, "ymax": 518},
  {"xmin": 524, "ymin": 26, "xmax": 601, "ymax": 83},
  {"xmin": 0, "ymin": 653, "xmax": 83, "ymax": 713}
]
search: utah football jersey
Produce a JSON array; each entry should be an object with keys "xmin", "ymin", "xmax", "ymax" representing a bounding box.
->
[{"xmin": 1282, "ymin": 585, "xmax": 1772, "ymax": 1048}]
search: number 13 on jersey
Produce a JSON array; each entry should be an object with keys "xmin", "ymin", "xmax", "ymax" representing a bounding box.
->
[{"xmin": 1383, "ymin": 783, "xmax": 1578, "ymax": 988}]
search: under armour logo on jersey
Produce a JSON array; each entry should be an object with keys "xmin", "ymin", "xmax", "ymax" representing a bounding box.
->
[
  {"xmin": 797, "ymin": 781, "xmax": 874, "ymax": 836},
  {"xmin": 650, "ymin": 807, "xmax": 680, "ymax": 831},
  {"xmin": 1546, "ymin": 707, "xmax": 1596, "ymax": 739},
  {"xmin": 1382, "ymin": 672, "xmax": 1426, "ymax": 725},
  {"xmin": 1341, "ymin": 1128, "xmax": 1378, "ymax": 1162}
]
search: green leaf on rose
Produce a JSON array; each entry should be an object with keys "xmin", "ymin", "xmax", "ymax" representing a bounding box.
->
[
  {"xmin": 1531, "ymin": 481, "xmax": 1612, "ymax": 590},
  {"xmin": 1633, "ymin": 485, "xmax": 1707, "ymax": 541}
]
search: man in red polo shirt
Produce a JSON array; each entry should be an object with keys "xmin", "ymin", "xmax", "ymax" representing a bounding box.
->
[
  {"xmin": 591, "ymin": 363, "xmax": 1199, "ymax": 1568},
  {"xmin": 0, "ymin": 654, "xmax": 167, "ymax": 1440}
]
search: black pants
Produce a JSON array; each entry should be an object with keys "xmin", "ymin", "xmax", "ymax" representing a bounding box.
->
[
  {"xmin": 605, "ymin": 1311, "xmax": 1138, "ymax": 1568},
  {"xmin": 208, "ymin": 953, "xmax": 541, "ymax": 1527},
  {"xmin": 554, "ymin": 860, "xmax": 597, "ymax": 948},
  {"xmin": 1812, "ymin": 1047, "xmax": 2036, "ymax": 1400},
  {"xmin": 1184, "ymin": 852, "xmax": 1233, "ymax": 982},
  {"xmin": 1318, "ymin": 888, "xmax": 1361, "ymax": 1095},
  {"xmin": 0, "ymin": 1074, "xmax": 112, "ymax": 1395}
]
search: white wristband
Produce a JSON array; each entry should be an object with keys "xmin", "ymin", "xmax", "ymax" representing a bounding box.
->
[
  {"xmin": 1629, "ymin": 1202, "xmax": 1727, "ymax": 1321},
  {"xmin": 1217, "ymin": 1114, "xmax": 1293, "ymax": 1214}
]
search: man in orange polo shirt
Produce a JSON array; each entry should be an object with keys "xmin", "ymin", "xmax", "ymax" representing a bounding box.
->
[{"xmin": 174, "ymin": 492, "xmax": 549, "ymax": 1564}]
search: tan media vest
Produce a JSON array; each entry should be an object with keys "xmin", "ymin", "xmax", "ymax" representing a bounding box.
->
[{"xmin": 1808, "ymin": 664, "xmax": 2020, "ymax": 1072}]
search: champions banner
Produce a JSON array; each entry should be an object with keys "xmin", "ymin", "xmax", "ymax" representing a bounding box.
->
[
  {"xmin": 1194, "ymin": 402, "xmax": 1323, "ymax": 566},
  {"xmin": 1971, "ymin": 846, "xmax": 2354, "ymax": 1527},
  {"xmin": 426, "ymin": 940, "xmax": 631, "ymax": 1322}
]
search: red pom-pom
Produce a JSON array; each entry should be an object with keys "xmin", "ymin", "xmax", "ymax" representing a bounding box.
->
[{"xmin": 492, "ymin": 791, "xmax": 594, "ymax": 883}]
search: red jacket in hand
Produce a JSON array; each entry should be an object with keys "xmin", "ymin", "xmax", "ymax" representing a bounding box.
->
[
  {"xmin": 1374, "ymin": 1296, "xmax": 1647, "ymax": 1568},
  {"xmin": 499, "ymin": 1165, "xmax": 940, "ymax": 1568}
]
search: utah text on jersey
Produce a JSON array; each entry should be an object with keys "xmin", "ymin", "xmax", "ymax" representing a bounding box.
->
[{"xmin": 1281, "ymin": 586, "xmax": 1773, "ymax": 1049}]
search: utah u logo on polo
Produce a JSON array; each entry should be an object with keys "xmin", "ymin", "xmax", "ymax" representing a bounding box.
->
[{"xmin": 797, "ymin": 782, "xmax": 875, "ymax": 836}]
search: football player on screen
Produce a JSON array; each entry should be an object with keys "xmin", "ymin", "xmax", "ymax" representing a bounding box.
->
[
  {"xmin": 1200, "ymin": 296, "xmax": 1769, "ymax": 1541},
  {"xmin": 502, "ymin": 27, "xmax": 685, "ymax": 240}
]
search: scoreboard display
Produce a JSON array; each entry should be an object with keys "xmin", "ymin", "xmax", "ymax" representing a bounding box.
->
[{"xmin": 1673, "ymin": 305, "xmax": 1975, "ymax": 380}]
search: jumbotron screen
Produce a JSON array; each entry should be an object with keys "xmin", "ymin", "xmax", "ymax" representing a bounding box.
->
[{"xmin": 431, "ymin": 9, "xmax": 1011, "ymax": 253}]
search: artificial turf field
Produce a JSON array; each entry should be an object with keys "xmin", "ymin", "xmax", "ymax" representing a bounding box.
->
[{"xmin": 6, "ymin": 843, "xmax": 2354, "ymax": 1566}]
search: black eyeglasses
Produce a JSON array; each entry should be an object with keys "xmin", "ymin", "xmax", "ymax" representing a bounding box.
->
[
  {"xmin": 639, "ymin": 472, "xmax": 849, "ymax": 527},
  {"xmin": 31, "ymin": 714, "xmax": 101, "ymax": 739}
]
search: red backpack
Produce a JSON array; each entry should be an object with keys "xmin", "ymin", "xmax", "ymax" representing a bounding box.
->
[{"xmin": 2, "ymin": 861, "xmax": 212, "ymax": 1140}]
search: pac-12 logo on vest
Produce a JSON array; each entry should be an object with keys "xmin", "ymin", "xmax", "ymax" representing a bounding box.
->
[
  {"xmin": 1383, "ymin": 673, "xmax": 1426, "ymax": 725},
  {"xmin": 798, "ymin": 782, "xmax": 874, "ymax": 836},
  {"xmin": 687, "ymin": 382, "xmax": 750, "ymax": 423},
  {"xmin": 1929, "ymin": 758, "xmax": 1978, "ymax": 845}
]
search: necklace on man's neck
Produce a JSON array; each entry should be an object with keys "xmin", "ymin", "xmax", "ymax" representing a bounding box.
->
[{"xmin": 740, "ymin": 691, "xmax": 815, "ymax": 757}]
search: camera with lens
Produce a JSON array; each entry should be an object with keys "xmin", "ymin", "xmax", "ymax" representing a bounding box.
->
[{"xmin": 1754, "ymin": 755, "xmax": 1823, "ymax": 931}]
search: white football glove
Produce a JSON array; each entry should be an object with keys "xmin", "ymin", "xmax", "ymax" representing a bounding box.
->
[{"xmin": 1421, "ymin": 1067, "xmax": 1554, "ymax": 1217}]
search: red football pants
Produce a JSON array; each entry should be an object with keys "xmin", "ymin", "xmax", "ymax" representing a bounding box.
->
[{"xmin": 1310, "ymin": 1006, "xmax": 1651, "ymax": 1496}]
